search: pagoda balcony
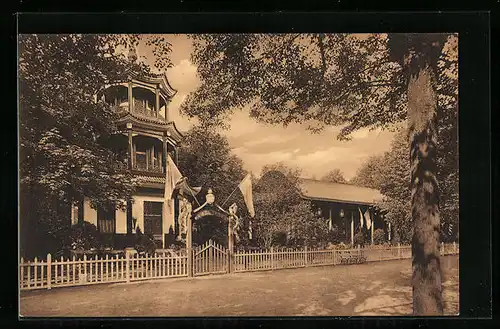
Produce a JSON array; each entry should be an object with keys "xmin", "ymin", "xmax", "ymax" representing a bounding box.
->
[
  {"xmin": 111, "ymin": 102, "xmax": 166, "ymax": 123},
  {"xmin": 111, "ymin": 105, "xmax": 129, "ymax": 117},
  {"xmin": 132, "ymin": 156, "xmax": 164, "ymax": 174},
  {"xmin": 132, "ymin": 99, "xmax": 165, "ymax": 122}
]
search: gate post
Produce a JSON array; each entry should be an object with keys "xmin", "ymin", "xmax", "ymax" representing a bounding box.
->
[
  {"xmin": 270, "ymin": 246, "xmax": 274, "ymax": 270},
  {"xmin": 228, "ymin": 216, "xmax": 234, "ymax": 274},
  {"xmin": 304, "ymin": 245, "xmax": 308, "ymax": 267},
  {"xmin": 126, "ymin": 252, "xmax": 130, "ymax": 283},
  {"xmin": 187, "ymin": 213, "xmax": 193, "ymax": 277},
  {"xmin": 47, "ymin": 254, "xmax": 52, "ymax": 290}
]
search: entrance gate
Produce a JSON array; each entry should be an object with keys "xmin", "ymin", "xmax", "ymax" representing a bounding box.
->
[{"xmin": 192, "ymin": 240, "xmax": 229, "ymax": 276}]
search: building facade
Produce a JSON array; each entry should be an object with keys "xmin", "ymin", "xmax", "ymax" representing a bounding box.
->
[
  {"xmin": 299, "ymin": 178, "xmax": 390, "ymax": 245},
  {"xmin": 71, "ymin": 70, "xmax": 182, "ymax": 248}
]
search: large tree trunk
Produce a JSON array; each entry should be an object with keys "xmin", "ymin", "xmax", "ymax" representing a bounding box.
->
[{"xmin": 408, "ymin": 64, "xmax": 443, "ymax": 315}]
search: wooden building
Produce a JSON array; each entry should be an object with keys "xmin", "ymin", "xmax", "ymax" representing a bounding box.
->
[
  {"xmin": 71, "ymin": 68, "xmax": 184, "ymax": 248},
  {"xmin": 298, "ymin": 178, "xmax": 388, "ymax": 245}
]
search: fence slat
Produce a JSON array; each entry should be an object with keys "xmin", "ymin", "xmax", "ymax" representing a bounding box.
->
[{"xmin": 19, "ymin": 243, "xmax": 458, "ymax": 291}]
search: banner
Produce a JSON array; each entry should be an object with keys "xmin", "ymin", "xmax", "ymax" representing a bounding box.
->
[
  {"xmin": 358, "ymin": 207, "xmax": 364, "ymax": 229},
  {"xmin": 364, "ymin": 208, "xmax": 372, "ymax": 230},
  {"xmin": 238, "ymin": 173, "xmax": 255, "ymax": 218},
  {"xmin": 163, "ymin": 155, "xmax": 183, "ymax": 237}
]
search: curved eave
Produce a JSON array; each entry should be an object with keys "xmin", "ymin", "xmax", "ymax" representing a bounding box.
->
[
  {"xmin": 98, "ymin": 72, "xmax": 177, "ymax": 99},
  {"xmin": 193, "ymin": 207, "xmax": 229, "ymax": 222},
  {"xmin": 131, "ymin": 73, "xmax": 177, "ymax": 99},
  {"xmin": 300, "ymin": 193, "xmax": 381, "ymax": 207},
  {"xmin": 117, "ymin": 113, "xmax": 169, "ymax": 130},
  {"xmin": 168, "ymin": 121, "xmax": 184, "ymax": 140}
]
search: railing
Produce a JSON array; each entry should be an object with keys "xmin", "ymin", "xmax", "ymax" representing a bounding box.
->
[
  {"xmin": 133, "ymin": 100, "xmax": 165, "ymax": 121},
  {"xmin": 111, "ymin": 105, "xmax": 128, "ymax": 116},
  {"xmin": 20, "ymin": 243, "xmax": 458, "ymax": 291},
  {"xmin": 133, "ymin": 157, "xmax": 163, "ymax": 174}
]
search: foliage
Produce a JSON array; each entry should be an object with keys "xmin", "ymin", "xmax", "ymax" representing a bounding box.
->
[
  {"xmin": 320, "ymin": 169, "xmax": 347, "ymax": 184},
  {"xmin": 252, "ymin": 163, "xmax": 326, "ymax": 248},
  {"xmin": 134, "ymin": 227, "xmax": 158, "ymax": 255},
  {"xmin": 183, "ymin": 34, "xmax": 405, "ymax": 138},
  {"xmin": 177, "ymin": 125, "xmax": 247, "ymax": 209},
  {"xmin": 182, "ymin": 33, "xmax": 456, "ymax": 314},
  {"xmin": 63, "ymin": 222, "xmax": 101, "ymax": 251},
  {"xmin": 349, "ymin": 155, "xmax": 385, "ymax": 189},
  {"xmin": 326, "ymin": 224, "xmax": 345, "ymax": 245},
  {"xmin": 373, "ymin": 228, "xmax": 386, "ymax": 245},
  {"xmin": 353, "ymin": 231, "xmax": 365, "ymax": 247},
  {"xmin": 18, "ymin": 34, "xmax": 171, "ymax": 258}
]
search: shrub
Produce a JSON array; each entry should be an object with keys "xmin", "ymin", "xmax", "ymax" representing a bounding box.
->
[
  {"xmin": 373, "ymin": 229, "xmax": 386, "ymax": 245},
  {"xmin": 353, "ymin": 231, "xmax": 365, "ymax": 246},
  {"xmin": 64, "ymin": 222, "xmax": 101, "ymax": 252},
  {"xmin": 334, "ymin": 242, "xmax": 349, "ymax": 250},
  {"xmin": 134, "ymin": 227, "xmax": 158, "ymax": 255},
  {"xmin": 327, "ymin": 225, "xmax": 345, "ymax": 245}
]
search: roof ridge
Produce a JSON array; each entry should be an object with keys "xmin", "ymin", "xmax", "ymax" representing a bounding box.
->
[{"xmin": 298, "ymin": 177, "xmax": 381, "ymax": 192}]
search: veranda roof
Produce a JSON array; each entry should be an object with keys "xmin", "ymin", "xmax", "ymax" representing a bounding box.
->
[{"xmin": 298, "ymin": 178, "xmax": 383, "ymax": 206}]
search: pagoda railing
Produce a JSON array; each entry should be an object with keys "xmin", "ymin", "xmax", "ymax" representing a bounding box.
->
[
  {"xmin": 133, "ymin": 156, "xmax": 164, "ymax": 174},
  {"xmin": 133, "ymin": 99, "xmax": 165, "ymax": 121}
]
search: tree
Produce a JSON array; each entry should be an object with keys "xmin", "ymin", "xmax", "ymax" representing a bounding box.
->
[
  {"xmin": 376, "ymin": 128, "xmax": 412, "ymax": 244},
  {"xmin": 180, "ymin": 33, "xmax": 457, "ymax": 314},
  {"xmin": 349, "ymin": 155, "xmax": 384, "ymax": 189},
  {"xmin": 177, "ymin": 125, "xmax": 247, "ymax": 206},
  {"xmin": 18, "ymin": 34, "xmax": 170, "ymax": 258},
  {"xmin": 387, "ymin": 34, "xmax": 452, "ymax": 315},
  {"xmin": 253, "ymin": 164, "xmax": 327, "ymax": 248},
  {"xmin": 320, "ymin": 169, "xmax": 347, "ymax": 184}
]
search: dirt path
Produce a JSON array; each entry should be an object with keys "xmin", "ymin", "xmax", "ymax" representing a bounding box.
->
[{"xmin": 20, "ymin": 255, "xmax": 459, "ymax": 317}]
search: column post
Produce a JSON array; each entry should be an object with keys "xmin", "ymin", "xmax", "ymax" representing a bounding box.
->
[
  {"xmin": 328, "ymin": 207, "xmax": 332, "ymax": 231},
  {"xmin": 164, "ymin": 99, "xmax": 169, "ymax": 123},
  {"xmin": 350, "ymin": 212, "xmax": 354, "ymax": 246},
  {"xmin": 155, "ymin": 87, "xmax": 160, "ymax": 115},
  {"xmin": 128, "ymin": 81, "xmax": 133, "ymax": 113},
  {"xmin": 371, "ymin": 218, "xmax": 374, "ymax": 246},
  {"xmin": 126, "ymin": 124, "xmax": 133, "ymax": 236}
]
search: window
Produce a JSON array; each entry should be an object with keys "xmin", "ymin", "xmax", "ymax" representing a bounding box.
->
[
  {"xmin": 144, "ymin": 201, "xmax": 163, "ymax": 237},
  {"xmin": 97, "ymin": 207, "xmax": 115, "ymax": 234}
]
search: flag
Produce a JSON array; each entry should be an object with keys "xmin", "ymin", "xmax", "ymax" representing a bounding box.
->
[
  {"xmin": 164, "ymin": 155, "xmax": 183, "ymax": 200},
  {"xmin": 358, "ymin": 207, "xmax": 364, "ymax": 229},
  {"xmin": 248, "ymin": 220, "xmax": 253, "ymax": 240},
  {"xmin": 364, "ymin": 208, "xmax": 372, "ymax": 230},
  {"xmin": 238, "ymin": 173, "xmax": 255, "ymax": 218},
  {"xmin": 163, "ymin": 155, "xmax": 183, "ymax": 236}
]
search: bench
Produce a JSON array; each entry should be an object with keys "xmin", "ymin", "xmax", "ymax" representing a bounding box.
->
[{"xmin": 338, "ymin": 250, "xmax": 367, "ymax": 265}]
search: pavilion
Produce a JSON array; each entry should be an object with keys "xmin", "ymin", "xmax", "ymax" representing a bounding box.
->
[{"xmin": 298, "ymin": 178, "xmax": 389, "ymax": 245}]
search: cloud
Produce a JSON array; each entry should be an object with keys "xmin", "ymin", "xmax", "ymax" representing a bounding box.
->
[{"xmin": 166, "ymin": 59, "xmax": 200, "ymax": 92}]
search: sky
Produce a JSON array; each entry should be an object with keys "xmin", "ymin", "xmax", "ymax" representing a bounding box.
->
[{"xmin": 135, "ymin": 34, "xmax": 397, "ymax": 180}]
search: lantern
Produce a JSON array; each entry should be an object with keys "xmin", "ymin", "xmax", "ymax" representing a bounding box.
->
[{"xmin": 206, "ymin": 188, "xmax": 215, "ymax": 205}]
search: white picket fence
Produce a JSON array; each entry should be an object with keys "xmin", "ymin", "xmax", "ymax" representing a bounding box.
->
[
  {"xmin": 20, "ymin": 242, "xmax": 458, "ymax": 291},
  {"xmin": 20, "ymin": 252, "xmax": 188, "ymax": 291}
]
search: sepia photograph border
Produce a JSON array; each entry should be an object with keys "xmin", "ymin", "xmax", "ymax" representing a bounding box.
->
[{"xmin": 4, "ymin": 9, "xmax": 493, "ymax": 328}]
